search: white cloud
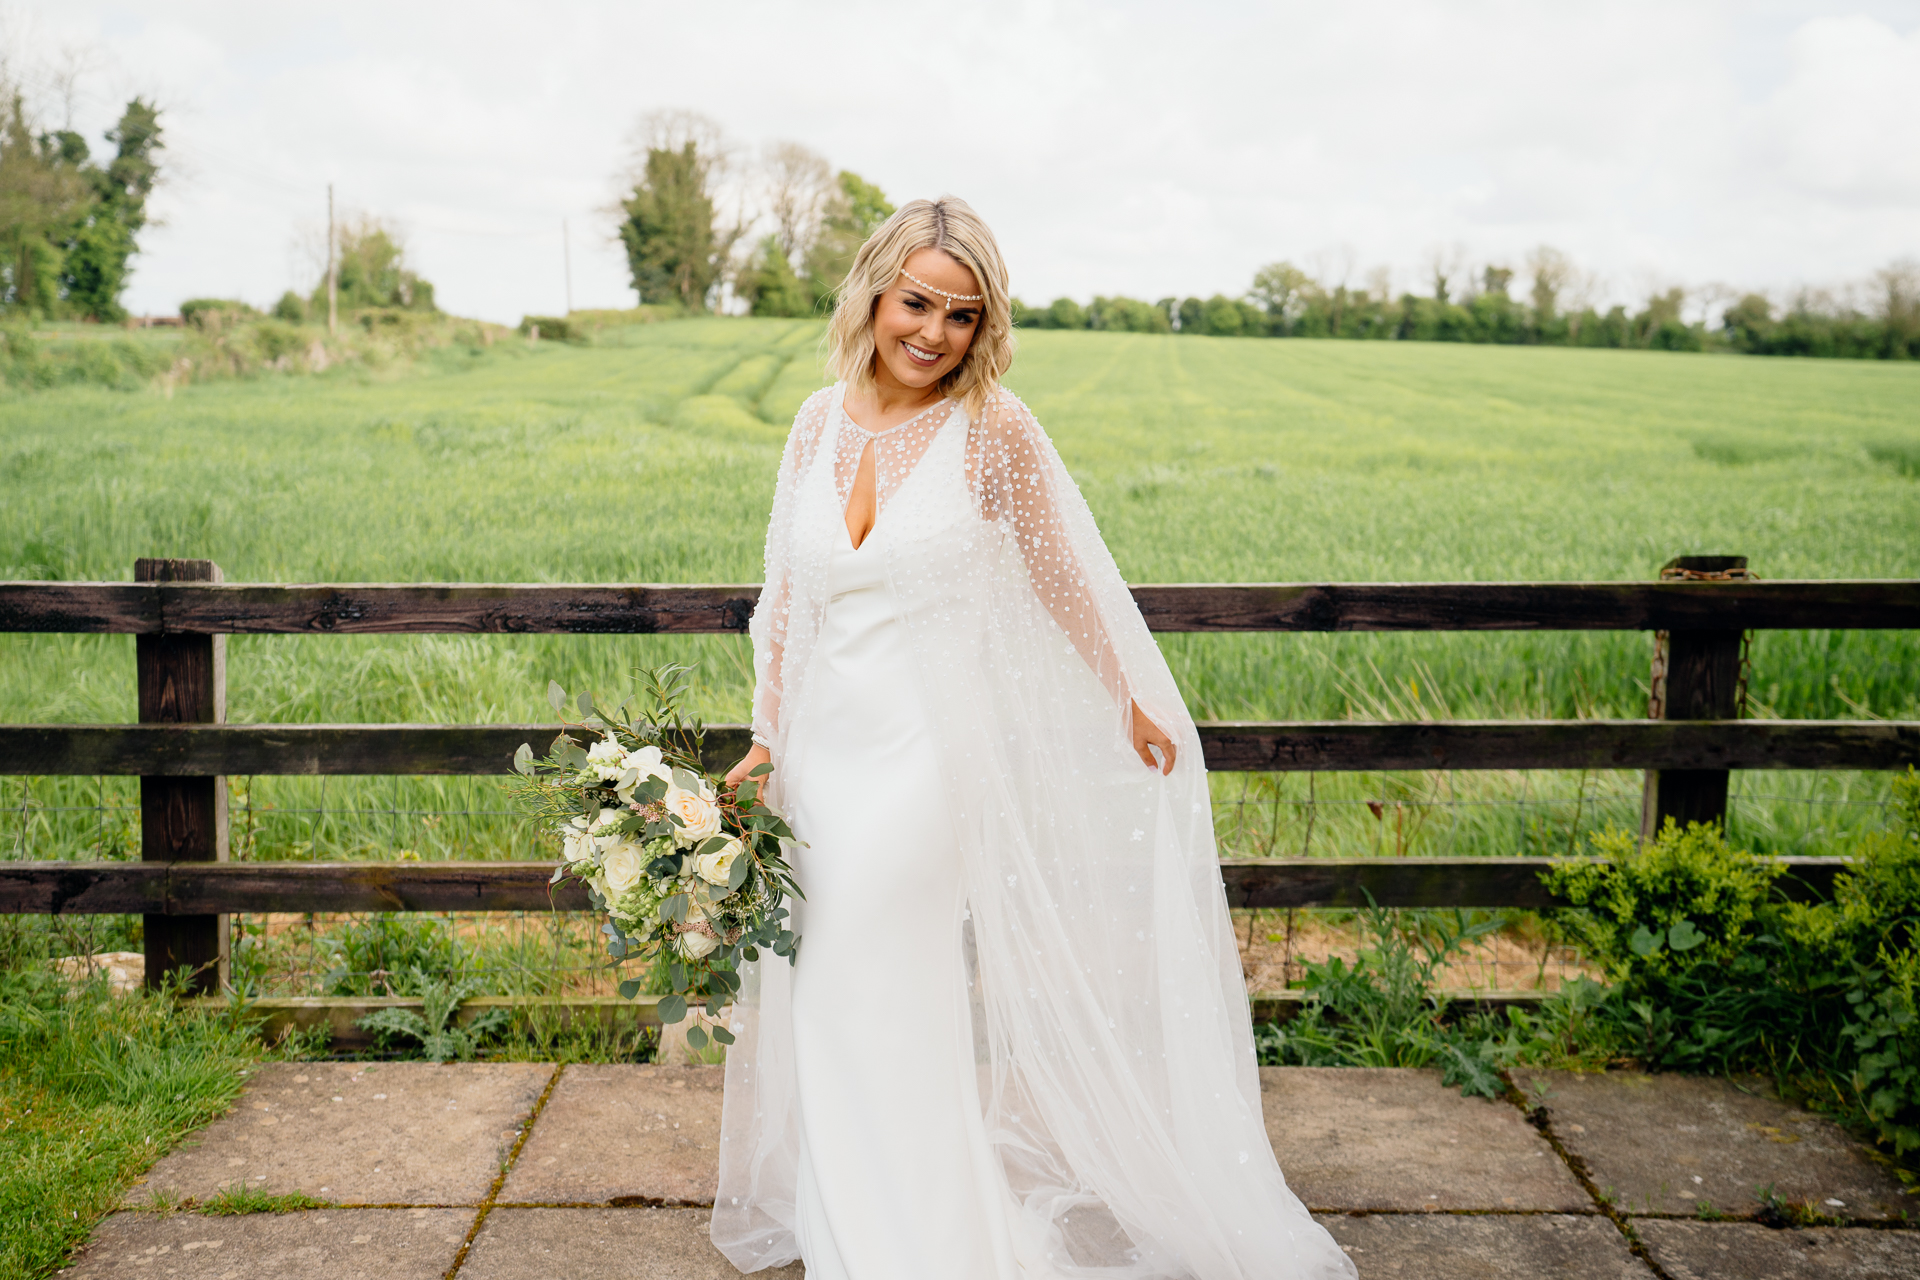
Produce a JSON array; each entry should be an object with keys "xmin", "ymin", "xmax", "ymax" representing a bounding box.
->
[{"xmin": 13, "ymin": 0, "xmax": 1918, "ymax": 322}]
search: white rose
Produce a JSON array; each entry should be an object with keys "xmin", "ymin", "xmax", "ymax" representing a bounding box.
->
[
  {"xmin": 586, "ymin": 737, "xmax": 627, "ymax": 782},
  {"xmin": 561, "ymin": 824, "xmax": 595, "ymax": 863},
  {"xmin": 600, "ymin": 840, "xmax": 649, "ymax": 898},
  {"xmin": 695, "ymin": 838, "xmax": 744, "ymax": 888},
  {"xmin": 676, "ymin": 928, "xmax": 719, "ymax": 959},
  {"xmin": 665, "ymin": 786, "xmax": 722, "ymax": 845}
]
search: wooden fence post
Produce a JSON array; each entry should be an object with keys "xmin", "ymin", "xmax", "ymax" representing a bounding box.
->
[
  {"xmin": 1640, "ymin": 555, "xmax": 1748, "ymax": 842},
  {"xmin": 138, "ymin": 558, "xmax": 228, "ymax": 992}
]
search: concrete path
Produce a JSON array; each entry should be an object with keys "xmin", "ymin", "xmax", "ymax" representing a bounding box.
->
[{"xmin": 67, "ymin": 1063, "xmax": 1918, "ymax": 1278}]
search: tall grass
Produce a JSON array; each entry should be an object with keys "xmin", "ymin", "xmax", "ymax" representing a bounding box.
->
[
  {"xmin": 0, "ymin": 970, "xmax": 266, "ymax": 1276},
  {"xmin": 1, "ymin": 320, "xmax": 1915, "ymax": 875}
]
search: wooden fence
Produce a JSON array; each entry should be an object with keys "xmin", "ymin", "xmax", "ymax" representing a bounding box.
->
[{"xmin": 3, "ymin": 555, "xmax": 1916, "ymax": 994}]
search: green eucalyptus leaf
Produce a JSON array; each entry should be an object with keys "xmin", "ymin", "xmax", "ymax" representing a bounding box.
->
[
  {"xmin": 686, "ymin": 1025, "xmax": 709, "ymax": 1051},
  {"xmin": 1667, "ymin": 919, "xmax": 1706, "ymax": 952},
  {"xmin": 748, "ymin": 762, "xmax": 773, "ymax": 778},
  {"xmin": 576, "ymin": 689, "xmax": 594, "ymax": 718},
  {"xmin": 742, "ymin": 945, "xmax": 759, "ymax": 963},
  {"xmin": 618, "ymin": 978, "xmax": 643, "ymax": 1000},
  {"xmin": 658, "ymin": 993, "xmax": 687, "ymax": 1024},
  {"xmin": 548, "ymin": 681, "xmax": 567, "ymax": 713},
  {"xmin": 711, "ymin": 1024, "xmax": 736, "ymax": 1046},
  {"xmin": 728, "ymin": 855, "xmax": 752, "ymax": 892},
  {"xmin": 514, "ymin": 742, "xmax": 535, "ymax": 775}
]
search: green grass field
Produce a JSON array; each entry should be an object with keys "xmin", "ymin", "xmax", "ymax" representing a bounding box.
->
[{"xmin": 3, "ymin": 318, "xmax": 1917, "ymax": 889}]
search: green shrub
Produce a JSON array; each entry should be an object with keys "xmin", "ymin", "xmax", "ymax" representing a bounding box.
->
[
  {"xmin": 1538, "ymin": 775, "xmax": 1920, "ymax": 1155},
  {"xmin": 518, "ymin": 315, "xmax": 581, "ymax": 343},
  {"xmin": 1546, "ymin": 821, "xmax": 1783, "ymax": 984},
  {"xmin": 179, "ymin": 298, "xmax": 258, "ymax": 330}
]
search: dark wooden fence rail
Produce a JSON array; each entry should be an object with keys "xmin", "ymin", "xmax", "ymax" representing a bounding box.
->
[
  {"xmin": 4, "ymin": 557, "xmax": 1916, "ymax": 992},
  {"xmin": 5, "ymin": 579, "xmax": 1919, "ymax": 635}
]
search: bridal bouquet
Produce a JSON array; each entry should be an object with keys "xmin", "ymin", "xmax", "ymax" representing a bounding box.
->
[{"xmin": 510, "ymin": 665, "xmax": 800, "ymax": 1050}]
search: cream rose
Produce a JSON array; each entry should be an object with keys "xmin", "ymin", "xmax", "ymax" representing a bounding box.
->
[
  {"xmin": 600, "ymin": 839, "xmax": 649, "ymax": 898},
  {"xmin": 561, "ymin": 822, "xmax": 595, "ymax": 864},
  {"xmin": 665, "ymin": 785, "xmax": 722, "ymax": 845},
  {"xmin": 694, "ymin": 838, "xmax": 745, "ymax": 887},
  {"xmin": 622, "ymin": 744, "xmax": 672, "ymax": 782},
  {"xmin": 676, "ymin": 927, "xmax": 719, "ymax": 959}
]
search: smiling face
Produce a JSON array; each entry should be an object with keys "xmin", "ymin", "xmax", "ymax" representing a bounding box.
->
[{"xmin": 869, "ymin": 246, "xmax": 983, "ymax": 397}]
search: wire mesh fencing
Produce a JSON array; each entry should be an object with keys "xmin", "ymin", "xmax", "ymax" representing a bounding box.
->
[{"xmin": 3, "ymin": 768, "xmax": 1899, "ymax": 996}]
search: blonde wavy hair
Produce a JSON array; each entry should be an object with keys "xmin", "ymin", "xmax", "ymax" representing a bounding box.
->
[{"xmin": 825, "ymin": 196, "xmax": 1015, "ymax": 419}]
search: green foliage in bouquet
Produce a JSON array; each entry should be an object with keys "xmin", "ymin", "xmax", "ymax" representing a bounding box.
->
[{"xmin": 510, "ymin": 665, "xmax": 800, "ymax": 1051}]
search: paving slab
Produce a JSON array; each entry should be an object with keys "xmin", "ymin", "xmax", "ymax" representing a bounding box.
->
[
  {"xmin": 1260, "ymin": 1066, "xmax": 1589, "ymax": 1212},
  {"xmin": 1513, "ymin": 1069, "xmax": 1911, "ymax": 1220},
  {"xmin": 124, "ymin": 1061, "xmax": 553, "ymax": 1206},
  {"xmin": 461, "ymin": 1206, "xmax": 804, "ymax": 1279},
  {"xmin": 1636, "ymin": 1218, "xmax": 1920, "ymax": 1278},
  {"xmin": 62, "ymin": 1208, "xmax": 471, "ymax": 1279},
  {"xmin": 1311, "ymin": 1212, "xmax": 1650, "ymax": 1277},
  {"xmin": 501, "ymin": 1064, "xmax": 724, "ymax": 1206}
]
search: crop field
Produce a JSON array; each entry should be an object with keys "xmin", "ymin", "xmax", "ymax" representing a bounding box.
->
[{"xmin": 3, "ymin": 318, "xmax": 1917, "ymax": 926}]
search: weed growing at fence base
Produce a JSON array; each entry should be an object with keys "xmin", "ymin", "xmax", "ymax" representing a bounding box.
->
[{"xmin": 2, "ymin": 320, "xmax": 1916, "ymax": 869}]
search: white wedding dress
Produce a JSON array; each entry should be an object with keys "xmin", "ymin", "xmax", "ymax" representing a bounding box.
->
[{"xmin": 713, "ymin": 384, "xmax": 1353, "ymax": 1280}]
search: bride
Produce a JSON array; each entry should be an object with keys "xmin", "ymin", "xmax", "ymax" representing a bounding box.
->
[{"xmin": 712, "ymin": 197, "xmax": 1353, "ymax": 1280}]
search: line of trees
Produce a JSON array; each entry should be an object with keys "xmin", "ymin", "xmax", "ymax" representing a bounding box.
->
[
  {"xmin": 612, "ymin": 111, "xmax": 893, "ymax": 318},
  {"xmin": 1016, "ymin": 250, "xmax": 1920, "ymax": 360},
  {"xmin": 0, "ymin": 82, "xmax": 163, "ymax": 322}
]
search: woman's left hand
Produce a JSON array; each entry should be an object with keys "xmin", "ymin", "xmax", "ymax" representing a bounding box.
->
[{"xmin": 1131, "ymin": 699, "xmax": 1176, "ymax": 775}]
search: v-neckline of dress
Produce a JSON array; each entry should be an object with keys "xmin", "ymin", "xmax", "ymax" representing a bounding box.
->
[{"xmin": 836, "ymin": 388, "xmax": 958, "ymax": 552}]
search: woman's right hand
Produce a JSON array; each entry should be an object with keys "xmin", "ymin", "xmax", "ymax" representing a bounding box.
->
[{"xmin": 725, "ymin": 743, "xmax": 773, "ymax": 790}]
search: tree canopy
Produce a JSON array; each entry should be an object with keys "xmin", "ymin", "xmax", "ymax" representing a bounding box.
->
[
  {"xmin": 0, "ymin": 95, "xmax": 163, "ymax": 321},
  {"xmin": 619, "ymin": 141, "xmax": 734, "ymax": 311}
]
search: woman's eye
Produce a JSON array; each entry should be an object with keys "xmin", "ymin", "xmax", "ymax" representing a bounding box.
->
[{"xmin": 903, "ymin": 297, "xmax": 925, "ymax": 311}]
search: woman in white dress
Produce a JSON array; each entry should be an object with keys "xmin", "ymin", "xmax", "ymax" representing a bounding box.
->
[{"xmin": 713, "ymin": 198, "xmax": 1353, "ymax": 1280}]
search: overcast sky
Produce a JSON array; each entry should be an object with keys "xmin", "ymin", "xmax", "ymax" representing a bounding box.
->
[{"xmin": 11, "ymin": 0, "xmax": 1919, "ymax": 324}]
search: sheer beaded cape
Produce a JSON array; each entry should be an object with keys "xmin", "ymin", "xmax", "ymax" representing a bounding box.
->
[{"xmin": 714, "ymin": 383, "xmax": 1354, "ymax": 1280}]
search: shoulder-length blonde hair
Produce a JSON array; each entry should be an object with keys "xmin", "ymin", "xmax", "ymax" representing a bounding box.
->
[{"xmin": 825, "ymin": 196, "xmax": 1015, "ymax": 420}]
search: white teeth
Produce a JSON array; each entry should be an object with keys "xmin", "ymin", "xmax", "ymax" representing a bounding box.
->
[{"xmin": 903, "ymin": 342, "xmax": 941, "ymax": 361}]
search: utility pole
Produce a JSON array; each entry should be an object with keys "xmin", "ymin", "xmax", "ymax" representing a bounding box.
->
[
  {"xmin": 563, "ymin": 217, "xmax": 574, "ymax": 315},
  {"xmin": 327, "ymin": 184, "xmax": 338, "ymax": 336}
]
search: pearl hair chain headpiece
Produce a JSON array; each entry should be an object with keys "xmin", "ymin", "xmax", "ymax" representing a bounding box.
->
[{"xmin": 899, "ymin": 267, "xmax": 983, "ymax": 311}]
